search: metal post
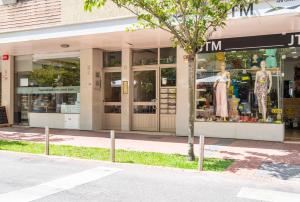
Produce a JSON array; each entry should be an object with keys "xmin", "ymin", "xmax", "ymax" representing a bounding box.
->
[
  {"xmin": 45, "ymin": 126, "xmax": 49, "ymax": 155},
  {"xmin": 198, "ymin": 135, "xmax": 205, "ymax": 171},
  {"xmin": 110, "ymin": 130, "xmax": 115, "ymax": 162}
]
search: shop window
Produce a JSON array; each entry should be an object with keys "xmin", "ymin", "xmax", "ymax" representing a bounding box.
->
[
  {"xmin": 132, "ymin": 49, "xmax": 158, "ymax": 66},
  {"xmin": 161, "ymin": 68, "xmax": 176, "ymax": 87},
  {"xmin": 104, "ymin": 72, "xmax": 121, "ymax": 102},
  {"xmin": 160, "ymin": 47, "xmax": 176, "ymax": 64},
  {"xmin": 14, "ymin": 56, "xmax": 80, "ymax": 124},
  {"xmin": 103, "ymin": 51, "xmax": 122, "ymax": 67},
  {"xmin": 133, "ymin": 71, "xmax": 156, "ymax": 102},
  {"xmin": 195, "ymin": 49, "xmax": 286, "ymax": 124}
]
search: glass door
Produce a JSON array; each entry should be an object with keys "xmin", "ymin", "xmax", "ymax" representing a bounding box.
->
[
  {"xmin": 132, "ymin": 70, "xmax": 158, "ymax": 131},
  {"xmin": 103, "ymin": 72, "xmax": 122, "ymax": 130}
]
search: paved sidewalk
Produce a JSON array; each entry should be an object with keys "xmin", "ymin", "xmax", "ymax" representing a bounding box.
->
[{"xmin": 0, "ymin": 127, "xmax": 299, "ymax": 182}]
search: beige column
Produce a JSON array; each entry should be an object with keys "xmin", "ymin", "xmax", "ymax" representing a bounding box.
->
[
  {"xmin": 80, "ymin": 49, "xmax": 103, "ymax": 130},
  {"xmin": 1, "ymin": 55, "xmax": 14, "ymax": 124},
  {"xmin": 176, "ymin": 47, "xmax": 190, "ymax": 136},
  {"xmin": 121, "ymin": 48, "xmax": 132, "ymax": 131}
]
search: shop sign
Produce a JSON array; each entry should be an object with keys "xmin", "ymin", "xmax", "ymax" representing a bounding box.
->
[
  {"xmin": 122, "ymin": 81, "xmax": 129, "ymax": 94},
  {"xmin": 230, "ymin": 0, "xmax": 300, "ymax": 19},
  {"xmin": 16, "ymin": 86, "xmax": 80, "ymax": 94},
  {"xmin": 199, "ymin": 32, "xmax": 300, "ymax": 53}
]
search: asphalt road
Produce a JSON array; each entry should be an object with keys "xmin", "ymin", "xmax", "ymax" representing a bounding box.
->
[{"xmin": 0, "ymin": 151, "xmax": 299, "ymax": 202}]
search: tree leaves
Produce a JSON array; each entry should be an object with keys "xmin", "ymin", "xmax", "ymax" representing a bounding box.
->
[{"xmin": 84, "ymin": 0, "xmax": 257, "ymax": 55}]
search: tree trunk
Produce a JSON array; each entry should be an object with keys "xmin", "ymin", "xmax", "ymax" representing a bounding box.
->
[{"xmin": 187, "ymin": 55, "xmax": 196, "ymax": 161}]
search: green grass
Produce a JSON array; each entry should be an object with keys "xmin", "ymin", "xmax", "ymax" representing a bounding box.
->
[{"xmin": 0, "ymin": 139, "xmax": 233, "ymax": 171}]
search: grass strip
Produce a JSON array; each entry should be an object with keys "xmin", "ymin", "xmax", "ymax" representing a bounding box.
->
[{"xmin": 0, "ymin": 139, "xmax": 233, "ymax": 171}]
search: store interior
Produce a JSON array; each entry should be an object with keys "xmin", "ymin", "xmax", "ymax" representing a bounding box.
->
[
  {"xmin": 283, "ymin": 47, "xmax": 300, "ymax": 141},
  {"xmin": 196, "ymin": 47, "xmax": 300, "ymax": 142}
]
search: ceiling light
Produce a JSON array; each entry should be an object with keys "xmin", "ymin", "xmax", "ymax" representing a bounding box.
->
[
  {"xmin": 293, "ymin": 56, "xmax": 298, "ymax": 59},
  {"xmin": 289, "ymin": 46, "xmax": 296, "ymax": 49},
  {"xmin": 292, "ymin": 51, "xmax": 297, "ymax": 54},
  {"xmin": 60, "ymin": 44, "xmax": 70, "ymax": 48}
]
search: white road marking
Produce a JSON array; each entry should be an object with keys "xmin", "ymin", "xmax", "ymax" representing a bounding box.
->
[
  {"xmin": 0, "ymin": 166, "xmax": 121, "ymax": 202},
  {"xmin": 237, "ymin": 187, "xmax": 300, "ymax": 202}
]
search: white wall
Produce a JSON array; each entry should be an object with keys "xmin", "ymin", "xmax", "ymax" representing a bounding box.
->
[
  {"xmin": 80, "ymin": 49, "xmax": 103, "ymax": 130},
  {"xmin": 176, "ymin": 47, "xmax": 190, "ymax": 136}
]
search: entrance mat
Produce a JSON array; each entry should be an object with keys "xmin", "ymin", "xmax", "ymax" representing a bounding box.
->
[{"xmin": 256, "ymin": 162, "xmax": 300, "ymax": 181}]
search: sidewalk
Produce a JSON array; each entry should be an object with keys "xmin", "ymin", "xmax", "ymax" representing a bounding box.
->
[{"xmin": 0, "ymin": 127, "xmax": 299, "ymax": 182}]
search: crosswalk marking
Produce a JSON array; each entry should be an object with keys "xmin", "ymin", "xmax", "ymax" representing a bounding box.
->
[
  {"xmin": 237, "ymin": 187, "xmax": 300, "ymax": 202},
  {"xmin": 0, "ymin": 166, "xmax": 121, "ymax": 202}
]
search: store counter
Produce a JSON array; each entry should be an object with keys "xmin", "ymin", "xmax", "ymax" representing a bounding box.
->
[
  {"xmin": 194, "ymin": 122, "xmax": 284, "ymax": 142},
  {"xmin": 28, "ymin": 113, "xmax": 80, "ymax": 129}
]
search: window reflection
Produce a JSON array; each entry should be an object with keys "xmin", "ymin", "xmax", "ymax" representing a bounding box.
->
[
  {"xmin": 104, "ymin": 72, "xmax": 121, "ymax": 102},
  {"xmin": 103, "ymin": 51, "xmax": 122, "ymax": 67},
  {"xmin": 15, "ymin": 56, "xmax": 80, "ymax": 124},
  {"xmin": 161, "ymin": 68, "xmax": 176, "ymax": 87},
  {"xmin": 134, "ymin": 71, "xmax": 156, "ymax": 102}
]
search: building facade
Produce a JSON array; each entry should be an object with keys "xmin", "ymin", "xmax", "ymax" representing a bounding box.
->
[{"xmin": 0, "ymin": 0, "xmax": 300, "ymax": 142}]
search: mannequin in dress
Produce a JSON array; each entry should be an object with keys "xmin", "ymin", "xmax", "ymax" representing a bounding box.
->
[
  {"xmin": 254, "ymin": 60, "xmax": 272, "ymax": 121},
  {"xmin": 214, "ymin": 62, "xmax": 231, "ymax": 121}
]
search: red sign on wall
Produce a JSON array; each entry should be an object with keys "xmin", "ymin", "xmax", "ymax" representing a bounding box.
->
[{"xmin": 2, "ymin": 54, "xmax": 9, "ymax": 61}]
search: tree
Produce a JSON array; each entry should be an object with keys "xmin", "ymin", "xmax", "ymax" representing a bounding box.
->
[{"xmin": 84, "ymin": 0, "xmax": 257, "ymax": 161}]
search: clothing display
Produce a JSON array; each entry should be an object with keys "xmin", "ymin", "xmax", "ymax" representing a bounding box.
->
[
  {"xmin": 196, "ymin": 49, "xmax": 281, "ymax": 124},
  {"xmin": 250, "ymin": 55, "xmax": 262, "ymax": 69},
  {"xmin": 231, "ymin": 79, "xmax": 239, "ymax": 98},
  {"xmin": 215, "ymin": 80, "xmax": 228, "ymax": 118},
  {"xmin": 255, "ymin": 71, "xmax": 270, "ymax": 119},
  {"xmin": 237, "ymin": 72, "xmax": 252, "ymax": 102},
  {"xmin": 229, "ymin": 97, "xmax": 240, "ymax": 121},
  {"xmin": 266, "ymin": 49, "xmax": 277, "ymax": 68}
]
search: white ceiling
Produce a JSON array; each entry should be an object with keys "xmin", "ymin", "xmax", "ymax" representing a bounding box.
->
[{"xmin": 0, "ymin": 13, "xmax": 299, "ymax": 56}]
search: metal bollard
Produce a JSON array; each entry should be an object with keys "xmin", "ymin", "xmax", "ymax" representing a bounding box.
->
[
  {"xmin": 45, "ymin": 126, "xmax": 49, "ymax": 155},
  {"xmin": 110, "ymin": 130, "xmax": 115, "ymax": 162},
  {"xmin": 198, "ymin": 135, "xmax": 205, "ymax": 171}
]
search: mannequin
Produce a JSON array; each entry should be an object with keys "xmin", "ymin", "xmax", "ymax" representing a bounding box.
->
[
  {"xmin": 254, "ymin": 61, "xmax": 272, "ymax": 121},
  {"xmin": 214, "ymin": 62, "xmax": 231, "ymax": 121},
  {"xmin": 251, "ymin": 54, "xmax": 261, "ymax": 70}
]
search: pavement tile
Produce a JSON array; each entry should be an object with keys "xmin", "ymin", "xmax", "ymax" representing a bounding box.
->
[{"xmin": 0, "ymin": 127, "xmax": 300, "ymax": 182}]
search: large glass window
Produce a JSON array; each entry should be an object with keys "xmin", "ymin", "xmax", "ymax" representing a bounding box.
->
[
  {"xmin": 103, "ymin": 51, "xmax": 122, "ymax": 67},
  {"xmin": 15, "ymin": 56, "xmax": 80, "ymax": 124},
  {"xmin": 160, "ymin": 47, "xmax": 176, "ymax": 64},
  {"xmin": 132, "ymin": 49, "xmax": 158, "ymax": 66},
  {"xmin": 195, "ymin": 48, "xmax": 285, "ymax": 124}
]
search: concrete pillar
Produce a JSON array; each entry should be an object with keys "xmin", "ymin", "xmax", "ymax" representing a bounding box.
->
[
  {"xmin": 80, "ymin": 49, "xmax": 103, "ymax": 130},
  {"xmin": 176, "ymin": 47, "xmax": 190, "ymax": 136},
  {"xmin": 1, "ymin": 55, "xmax": 14, "ymax": 124},
  {"xmin": 121, "ymin": 48, "xmax": 132, "ymax": 131}
]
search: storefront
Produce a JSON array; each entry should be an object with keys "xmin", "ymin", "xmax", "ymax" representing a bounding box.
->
[
  {"xmin": 195, "ymin": 32, "xmax": 300, "ymax": 142},
  {"xmin": 88, "ymin": 48, "xmax": 177, "ymax": 132},
  {"xmin": 14, "ymin": 53, "xmax": 80, "ymax": 129},
  {"xmin": 0, "ymin": 0, "xmax": 299, "ymax": 142}
]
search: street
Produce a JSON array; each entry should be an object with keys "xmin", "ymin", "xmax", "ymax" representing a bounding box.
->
[{"xmin": 0, "ymin": 151, "xmax": 299, "ymax": 202}]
